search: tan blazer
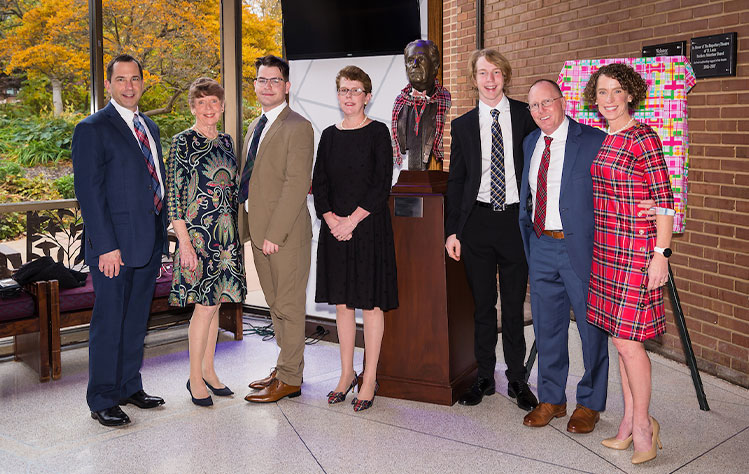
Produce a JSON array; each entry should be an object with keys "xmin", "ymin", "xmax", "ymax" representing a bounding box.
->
[{"xmin": 238, "ymin": 105, "xmax": 314, "ymax": 249}]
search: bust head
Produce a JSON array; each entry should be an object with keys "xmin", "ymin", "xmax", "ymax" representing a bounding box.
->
[{"xmin": 404, "ymin": 39, "xmax": 440, "ymax": 94}]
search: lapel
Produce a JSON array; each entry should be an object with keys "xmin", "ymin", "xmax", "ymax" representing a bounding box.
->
[
  {"xmin": 560, "ymin": 117, "xmax": 581, "ymax": 200},
  {"xmin": 522, "ymin": 128, "xmax": 542, "ymax": 201},
  {"xmin": 103, "ymin": 103, "xmax": 141, "ymax": 154},
  {"xmin": 465, "ymin": 107, "xmax": 482, "ymax": 177},
  {"xmin": 255, "ymin": 105, "xmax": 291, "ymax": 164}
]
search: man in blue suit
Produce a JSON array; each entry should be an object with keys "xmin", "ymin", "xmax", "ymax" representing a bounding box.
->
[
  {"xmin": 518, "ymin": 79, "xmax": 608, "ymax": 433},
  {"xmin": 73, "ymin": 55, "xmax": 167, "ymax": 427}
]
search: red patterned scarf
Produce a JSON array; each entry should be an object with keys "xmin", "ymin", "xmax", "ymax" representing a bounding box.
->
[{"xmin": 391, "ymin": 80, "xmax": 451, "ymax": 166}]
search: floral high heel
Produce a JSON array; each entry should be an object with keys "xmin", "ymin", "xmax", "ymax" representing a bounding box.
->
[
  {"xmin": 352, "ymin": 381, "xmax": 379, "ymax": 412},
  {"xmin": 327, "ymin": 373, "xmax": 358, "ymax": 404}
]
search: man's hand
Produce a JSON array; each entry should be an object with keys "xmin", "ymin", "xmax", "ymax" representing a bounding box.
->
[
  {"xmin": 262, "ymin": 239, "xmax": 279, "ymax": 255},
  {"xmin": 99, "ymin": 249, "xmax": 123, "ymax": 278},
  {"xmin": 445, "ymin": 234, "xmax": 461, "ymax": 261},
  {"xmin": 637, "ymin": 199, "xmax": 657, "ymax": 221}
]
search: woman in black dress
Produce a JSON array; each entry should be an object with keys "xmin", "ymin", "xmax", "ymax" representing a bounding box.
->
[
  {"xmin": 167, "ymin": 77, "xmax": 246, "ymax": 406},
  {"xmin": 312, "ymin": 66, "xmax": 398, "ymax": 412}
]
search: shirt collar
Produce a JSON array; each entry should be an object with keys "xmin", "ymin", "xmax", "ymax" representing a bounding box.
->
[
  {"xmin": 262, "ymin": 102, "xmax": 287, "ymax": 124},
  {"xmin": 110, "ymin": 98, "xmax": 140, "ymax": 124},
  {"xmin": 478, "ymin": 94, "xmax": 510, "ymax": 117},
  {"xmin": 546, "ymin": 116, "xmax": 570, "ymax": 141}
]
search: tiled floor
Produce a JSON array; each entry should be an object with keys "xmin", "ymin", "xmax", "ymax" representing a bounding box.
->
[{"xmin": 1, "ymin": 319, "xmax": 747, "ymax": 473}]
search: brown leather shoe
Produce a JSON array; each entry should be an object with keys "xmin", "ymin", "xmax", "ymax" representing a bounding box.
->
[
  {"xmin": 244, "ymin": 378, "xmax": 301, "ymax": 403},
  {"xmin": 248, "ymin": 368, "xmax": 277, "ymax": 389},
  {"xmin": 567, "ymin": 404, "xmax": 600, "ymax": 433},
  {"xmin": 523, "ymin": 402, "xmax": 566, "ymax": 427}
]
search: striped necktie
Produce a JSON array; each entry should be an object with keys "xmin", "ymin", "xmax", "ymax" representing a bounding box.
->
[
  {"xmin": 133, "ymin": 114, "xmax": 162, "ymax": 213},
  {"xmin": 239, "ymin": 114, "xmax": 268, "ymax": 203},
  {"xmin": 489, "ymin": 109, "xmax": 506, "ymax": 210}
]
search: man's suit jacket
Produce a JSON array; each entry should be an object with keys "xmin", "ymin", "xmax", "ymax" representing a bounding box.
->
[
  {"xmin": 445, "ymin": 98, "xmax": 538, "ymax": 239},
  {"xmin": 238, "ymin": 106, "xmax": 314, "ymax": 249},
  {"xmin": 519, "ymin": 117, "xmax": 606, "ymax": 282},
  {"xmin": 72, "ymin": 102, "xmax": 167, "ymax": 267}
]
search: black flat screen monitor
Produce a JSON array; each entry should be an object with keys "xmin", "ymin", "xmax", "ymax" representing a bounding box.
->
[{"xmin": 281, "ymin": 0, "xmax": 421, "ymax": 60}]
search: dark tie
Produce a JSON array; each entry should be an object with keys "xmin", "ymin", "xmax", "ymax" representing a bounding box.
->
[
  {"xmin": 133, "ymin": 114, "xmax": 162, "ymax": 214},
  {"xmin": 239, "ymin": 114, "xmax": 268, "ymax": 203},
  {"xmin": 533, "ymin": 136, "xmax": 553, "ymax": 237},
  {"xmin": 489, "ymin": 109, "xmax": 505, "ymax": 210}
]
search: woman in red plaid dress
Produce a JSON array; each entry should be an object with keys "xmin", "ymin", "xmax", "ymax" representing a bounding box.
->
[{"xmin": 583, "ymin": 63, "xmax": 674, "ymax": 465}]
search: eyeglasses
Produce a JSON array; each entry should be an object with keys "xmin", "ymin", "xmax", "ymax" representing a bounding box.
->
[
  {"xmin": 256, "ymin": 77, "xmax": 285, "ymax": 86},
  {"xmin": 337, "ymin": 88, "xmax": 366, "ymax": 97},
  {"xmin": 528, "ymin": 96, "xmax": 563, "ymax": 112}
]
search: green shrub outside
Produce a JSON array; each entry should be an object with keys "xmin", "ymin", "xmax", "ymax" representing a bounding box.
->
[{"xmin": 54, "ymin": 174, "xmax": 76, "ymax": 199}]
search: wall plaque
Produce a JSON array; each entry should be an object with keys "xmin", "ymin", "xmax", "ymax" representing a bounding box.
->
[
  {"xmin": 690, "ymin": 33, "xmax": 737, "ymax": 78},
  {"xmin": 642, "ymin": 41, "xmax": 687, "ymax": 57}
]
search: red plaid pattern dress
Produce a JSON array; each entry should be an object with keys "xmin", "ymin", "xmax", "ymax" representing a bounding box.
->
[{"xmin": 586, "ymin": 122, "xmax": 674, "ymax": 341}]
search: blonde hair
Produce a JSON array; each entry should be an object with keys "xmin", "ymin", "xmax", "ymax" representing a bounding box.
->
[{"xmin": 468, "ymin": 49, "xmax": 512, "ymax": 92}]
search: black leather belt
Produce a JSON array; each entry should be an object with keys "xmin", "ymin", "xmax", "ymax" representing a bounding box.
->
[{"xmin": 474, "ymin": 201, "xmax": 519, "ymax": 211}]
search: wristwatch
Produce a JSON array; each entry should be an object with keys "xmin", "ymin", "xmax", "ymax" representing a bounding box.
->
[{"xmin": 654, "ymin": 247, "xmax": 672, "ymax": 258}]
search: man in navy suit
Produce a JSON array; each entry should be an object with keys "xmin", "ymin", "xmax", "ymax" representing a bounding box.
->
[
  {"xmin": 518, "ymin": 79, "xmax": 608, "ymax": 433},
  {"xmin": 445, "ymin": 49, "xmax": 538, "ymax": 410},
  {"xmin": 73, "ymin": 55, "xmax": 167, "ymax": 427}
]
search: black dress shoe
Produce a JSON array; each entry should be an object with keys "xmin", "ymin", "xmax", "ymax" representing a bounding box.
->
[
  {"xmin": 91, "ymin": 406, "xmax": 131, "ymax": 427},
  {"xmin": 119, "ymin": 389, "xmax": 165, "ymax": 409},
  {"xmin": 458, "ymin": 376, "xmax": 496, "ymax": 406},
  {"xmin": 187, "ymin": 380, "xmax": 213, "ymax": 407},
  {"xmin": 508, "ymin": 380, "xmax": 538, "ymax": 411}
]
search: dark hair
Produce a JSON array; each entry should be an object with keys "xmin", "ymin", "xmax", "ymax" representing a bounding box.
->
[
  {"xmin": 582, "ymin": 63, "xmax": 648, "ymax": 109},
  {"xmin": 529, "ymin": 78, "xmax": 562, "ymax": 96},
  {"xmin": 335, "ymin": 66, "xmax": 372, "ymax": 94},
  {"xmin": 188, "ymin": 77, "xmax": 225, "ymax": 106},
  {"xmin": 468, "ymin": 48, "xmax": 512, "ymax": 92},
  {"xmin": 255, "ymin": 55, "xmax": 290, "ymax": 81},
  {"xmin": 106, "ymin": 54, "xmax": 143, "ymax": 82},
  {"xmin": 404, "ymin": 39, "xmax": 441, "ymax": 70}
]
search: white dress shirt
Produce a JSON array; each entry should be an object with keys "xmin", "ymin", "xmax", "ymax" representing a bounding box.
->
[
  {"xmin": 476, "ymin": 95, "xmax": 519, "ymax": 205},
  {"xmin": 529, "ymin": 117, "xmax": 569, "ymax": 231},
  {"xmin": 110, "ymin": 99, "xmax": 165, "ymax": 197}
]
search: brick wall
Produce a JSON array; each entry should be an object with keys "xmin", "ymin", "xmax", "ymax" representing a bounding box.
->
[{"xmin": 442, "ymin": 0, "xmax": 749, "ymax": 387}]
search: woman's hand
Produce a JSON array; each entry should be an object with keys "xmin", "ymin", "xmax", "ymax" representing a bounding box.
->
[
  {"xmin": 331, "ymin": 216, "xmax": 356, "ymax": 241},
  {"xmin": 179, "ymin": 239, "xmax": 198, "ymax": 272},
  {"xmin": 647, "ymin": 253, "xmax": 669, "ymax": 290},
  {"xmin": 323, "ymin": 212, "xmax": 341, "ymax": 230}
]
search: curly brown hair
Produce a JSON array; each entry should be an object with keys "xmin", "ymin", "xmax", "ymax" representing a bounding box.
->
[{"xmin": 582, "ymin": 63, "xmax": 648, "ymax": 109}]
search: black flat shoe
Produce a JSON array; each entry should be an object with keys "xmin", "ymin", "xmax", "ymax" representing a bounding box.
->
[
  {"xmin": 458, "ymin": 376, "xmax": 496, "ymax": 406},
  {"xmin": 327, "ymin": 373, "xmax": 358, "ymax": 404},
  {"xmin": 187, "ymin": 380, "xmax": 213, "ymax": 407},
  {"xmin": 508, "ymin": 380, "xmax": 538, "ymax": 411},
  {"xmin": 91, "ymin": 406, "xmax": 131, "ymax": 427},
  {"xmin": 204, "ymin": 379, "xmax": 234, "ymax": 396},
  {"xmin": 119, "ymin": 389, "xmax": 165, "ymax": 409}
]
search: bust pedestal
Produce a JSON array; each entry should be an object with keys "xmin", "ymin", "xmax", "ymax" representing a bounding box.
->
[{"xmin": 376, "ymin": 171, "xmax": 476, "ymax": 405}]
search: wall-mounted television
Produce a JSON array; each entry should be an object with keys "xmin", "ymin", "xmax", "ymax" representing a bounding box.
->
[{"xmin": 281, "ymin": 0, "xmax": 421, "ymax": 60}]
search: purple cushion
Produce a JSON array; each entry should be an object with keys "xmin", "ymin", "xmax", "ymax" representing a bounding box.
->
[
  {"xmin": 0, "ymin": 292, "xmax": 36, "ymax": 322},
  {"xmin": 58, "ymin": 264, "xmax": 174, "ymax": 314},
  {"xmin": 59, "ymin": 274, "xmax": 95, "ymax": 313},
  {"xmin": 154, "ymin": 263, "xmax": 173, "ymax": 298}
]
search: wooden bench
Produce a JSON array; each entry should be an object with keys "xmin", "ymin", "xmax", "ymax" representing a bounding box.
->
[{"xmin": 0, "ymin": 200, "xmax": 244, "ymax": 380}]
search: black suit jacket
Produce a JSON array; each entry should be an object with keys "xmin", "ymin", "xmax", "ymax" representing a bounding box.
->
[{"xmin": 446, "ymin": 98, "xmax": 538, "ymax": 239}]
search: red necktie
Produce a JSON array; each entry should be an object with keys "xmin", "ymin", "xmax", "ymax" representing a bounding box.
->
[
  {"xmin": 133, "ymin": 114, "xmax": 162, "ymax": 213},
  {"xmin": 533, "ymin": 136, "xmax": 553, "ymax": 237}
]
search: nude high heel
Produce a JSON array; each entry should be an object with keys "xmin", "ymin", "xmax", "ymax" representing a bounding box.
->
[
  {"xmin": 631, "ymin": 416, "xmax": 662, "ymax": 464},
  {"xmin": 601, "ymin": 434, "xmax": 633, "ymax": 450}
]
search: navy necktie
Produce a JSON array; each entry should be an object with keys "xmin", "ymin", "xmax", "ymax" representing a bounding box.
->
[
  {"xmin": 489, "ymin": 109, "xmax": 506, "ymax": 210},
  {"xmin": 239, "ymin": 114, "xmax": 268, "ymax": 203}
]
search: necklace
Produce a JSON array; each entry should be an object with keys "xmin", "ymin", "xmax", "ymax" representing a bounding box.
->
[
  {"xmin": 341, "ymin": 115, "xmax": 368, "ymax": 130},
  {"xmin": 608, "ymin": 118, "xmax": 635, "ymax": 135},
  {"xmin": 193, "ymin": 125, "xmax": 218, "ymax": 139}
]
